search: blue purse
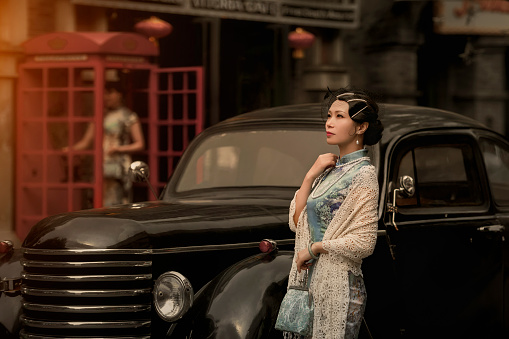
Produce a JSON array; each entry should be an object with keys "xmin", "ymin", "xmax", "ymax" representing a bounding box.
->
[{"xmin": 275, "ymin": 269, "xmax": 314, "ymax": 337}]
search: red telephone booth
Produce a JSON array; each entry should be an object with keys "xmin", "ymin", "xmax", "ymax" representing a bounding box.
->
[{"xmin": 16, "ymin": 32, "xmax": 204, "ymax": 240}]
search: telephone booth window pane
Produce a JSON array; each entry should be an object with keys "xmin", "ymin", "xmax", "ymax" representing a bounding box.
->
[
  {"xmin": 48, "ymin": 68, "xmax": 69, "ymax": 88},
  {"xmin": 23, "ymin": 122, "xmax": 44, "ymax": 150},
  {"xmin": 72, "ymin": 155, "xmax": 94, "ymax": 183},
  {"xmin": 187, "ymin": 72, "xmax": 197, "ymax": 89},
  {"xmin": 132, "ymin": 70, "xmax": 150, "ymax": 89},
  {"xmin": 158, "ymin": 156, "xmax": 169, "ymax": 182},
  {"xmin": 158, "ymin": 95, "xmax": 169, "ymax": 120},
  {"xmin": 172, "ymin": 125, "xmax": 183, "ymax": 151},
  {"xmin": 21, "ymin": 154, "xmax": 43, "ymax": 183},
  {"xmin": 23, "ymin": 69, "xmax": 43, "ymax": 88},
  {"xmin": 188, "ymin": 93, "xmax": 197, "ymax": 119},
  {"xmin": 74, "ymin": 91, "xmax": 94, "ymax": 117},
  {"xmin": 73, "ymin": 188, "xmax": 94, "ymax": 210},
  {"xmin": 159, "ymin": 125, "xmax": 169, "ymax": 151},
  {"xmin": 48, "ymin": 91, "xmax": 68, "ymax": 117},
  {"xmin": 47, "ymin": 189, "xmax": 68, "ymax": 215},
  {"xmin": 23, "ymin": 91, "xmax": 43, "ymax": 118},
  {"xmin": 133, "ymin": 92, "xmax": 149, "ymax": 119},
  {"xmin": 47, "ymin": 122, "xmax": 68, "ymax": 150},
  {"xmin": 72, "ymin": 123, "xmax": 94, "ymax": 146},
  {"xmin": 74, "ymin": 68, "xmax": 95, "ymax": 87},
  {"xmin": 173, "ymin": 72, "xmax": 184, "ymax": 90},
  {"xmin": 187, "ymin": 125, "xmax": 196, "ymax": 143},
  {"xmin": 173, "ymin": 94, "xmax": 184, "ymax": 119},
  {"xmin": 21, "ymin": 188, "xmax": 43, "ymax": 215},
  {"xmin": 158, "ymin": 73, "xmax": 169, "ymax": 90},
  {"xmin": 47, "ymin": 154, "xmax": 68, "ymax": 183}
]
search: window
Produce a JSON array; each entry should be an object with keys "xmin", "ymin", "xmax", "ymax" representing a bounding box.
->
[
  {"xmin": 395, "ymin": 138, "xmax": 483, "ymax": 209},
  {"xmin": 480, "ymin": 138, "xmax": 509, "ymax": 207}
]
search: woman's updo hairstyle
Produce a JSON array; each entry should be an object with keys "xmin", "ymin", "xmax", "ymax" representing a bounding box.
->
[{"xmin": 321, "ymin": 87, "xmax": 384, "ymax": 146}]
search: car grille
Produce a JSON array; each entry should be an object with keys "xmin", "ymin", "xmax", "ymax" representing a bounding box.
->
[{"xmin": 20, "ymin": 248, "xmax": 153, "ymax": 339}]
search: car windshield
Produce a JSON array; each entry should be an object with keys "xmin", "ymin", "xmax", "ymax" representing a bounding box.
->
[{"xmin": 175, "ymin": 129, "xmax": 378, "ymax": 192}]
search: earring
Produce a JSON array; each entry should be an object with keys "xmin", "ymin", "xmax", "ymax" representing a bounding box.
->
[{"xmin": 356, "ymin": 138, "xmax": 359, "ymax": 145}]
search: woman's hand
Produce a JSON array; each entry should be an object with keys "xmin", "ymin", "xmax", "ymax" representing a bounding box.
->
[
  {"xmin": 296, "ymin": 248, "xmax": 313, "ymax": 273},
  {"xmin": 292, "ymin": 153, "xmax": 338, "ymax": 226},
  {"xmin": 106, "ymin": 146, "xmax": 120, "ymax": 155},
  {"xmin": 305, "ymin": 153, "xmax": 338, "ymax": 181}
]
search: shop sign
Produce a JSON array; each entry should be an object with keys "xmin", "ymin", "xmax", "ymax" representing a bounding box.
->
[
  {"xmin": 434, "ymin": 0, "xmax": 509, "ymax": 35},
  {"xmin": 72, "ymin": 0, "xmax": 359, "ymax": 29}
]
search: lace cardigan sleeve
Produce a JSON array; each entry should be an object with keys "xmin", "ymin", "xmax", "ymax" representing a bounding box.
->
[
  {"xmin": 288, "ymin": 190, "xmax": 299, "ymax": 232},
  {"xmin": 322, "ymin": 166, "xmax": 379, "ymax": 263}
]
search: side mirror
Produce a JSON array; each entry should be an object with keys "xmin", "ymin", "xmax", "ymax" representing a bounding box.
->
[
  {"xmin": 399, "ymin": 175, "xmax": 415, "ymax": 198},
  {"xmin": 388, "ymin": 175, "xmax": 416, "ymax": 231},
  {"xmin": 129, "ymin": 161, "xmax": 150, "ymax": 182},
  {"xmin": 128, "ymin": 161, "xmax": 158, "ymax": 200}
]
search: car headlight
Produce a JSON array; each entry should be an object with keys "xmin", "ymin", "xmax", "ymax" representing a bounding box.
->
[{"xmin": 153, "ymin": 271, "xmax": 194, "ymax": 322}]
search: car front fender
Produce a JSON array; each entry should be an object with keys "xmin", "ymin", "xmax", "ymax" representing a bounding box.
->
[{"xmin": 171, "ymin": 250, "xmax": 293, "ymax": 339}]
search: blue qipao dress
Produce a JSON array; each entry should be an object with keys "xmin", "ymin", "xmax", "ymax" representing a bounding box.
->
[{"xmin": 286, "ymin": 148, "xmax": 379, "ymax": 339}]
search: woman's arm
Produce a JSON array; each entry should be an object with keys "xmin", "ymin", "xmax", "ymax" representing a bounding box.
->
[
  {"xmin": 296, "ymin": 241, "xmax": 327, "ymax": 273},
  {"xmin": 292, "ymin": 153, "xmax": 338, "ymax": 225},
  {"xmin": 107, "ymin": 121, "xmax": 145, "ymax": 155},
  {"xmin": 63, "ymin": 123, "xmax": 95, "ymax": 151},
  {"xmin": 296, "ymin": 168, "xmax": 379, "ymax": 272}
]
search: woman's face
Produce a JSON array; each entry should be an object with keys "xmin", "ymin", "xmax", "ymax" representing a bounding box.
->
[
  {"xmin": 325, "ymin": 100, "xmax": 357, "ymax": 147},
  {"xmin": 104, "ymin": 89, "xmax": 123, "ymax": 109}
]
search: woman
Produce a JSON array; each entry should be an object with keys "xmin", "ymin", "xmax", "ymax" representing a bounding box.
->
[
  {"xmin": 65, "ymin": 84, "xmax": 145, "ymax": 207},
  {"xmin": 286, "ymin": 88, "xmax": 383, "ymax": 338}
]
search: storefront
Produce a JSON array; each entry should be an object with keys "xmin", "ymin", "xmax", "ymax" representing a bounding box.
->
[{"xmin": 71, "ymin": 0, "xmax": 360, "ymax": 124}]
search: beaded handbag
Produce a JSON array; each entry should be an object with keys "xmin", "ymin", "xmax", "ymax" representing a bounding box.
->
[{"xmin": 275, "ymin": 269, "xmax": 314, "ymax": 337}]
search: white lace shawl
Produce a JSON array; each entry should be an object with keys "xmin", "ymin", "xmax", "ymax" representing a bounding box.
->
[{"xmin": 287, "ymin": 165, "xmax": 379, "ymax": 339}]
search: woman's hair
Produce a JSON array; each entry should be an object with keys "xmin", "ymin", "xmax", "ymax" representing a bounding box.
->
[
  {"xmin": 321, "ymin": 87, "xmax": 384, "ymax": 146},
  {"xmin": 105, "ymin": 82, "xmax": 125, "ymax": 94}
]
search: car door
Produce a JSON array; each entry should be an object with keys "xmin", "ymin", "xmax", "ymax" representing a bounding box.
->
[
  {"xmin": 383, "ymin": 131, "xmax": 504, "ymax": 338},
  {"xmin": 478, "ymin": 133, "xmax": 509, "ymax": 337}
]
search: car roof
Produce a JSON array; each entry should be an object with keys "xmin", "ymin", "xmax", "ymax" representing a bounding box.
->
[{"xmin": 215, "ymin": 103, "xmax": 491, "ymax": 145}]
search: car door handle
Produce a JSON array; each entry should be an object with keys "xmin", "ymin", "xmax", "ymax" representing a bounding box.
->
[{"xmin": 477, "ymin": 225, "xmax": 505, "ymax": 233}]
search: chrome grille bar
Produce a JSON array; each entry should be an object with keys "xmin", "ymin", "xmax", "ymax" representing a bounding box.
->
[
  {"xmin": 21, "ymin": 316, "xmax": 151, "ymax": 329},
  {"xmin": 21, "ymin": 248, "xmax": 153, "ymax": 338},
  {"xmin": 22, "ymin": 260, "xmax": 152, "ymax": 268},
  {"xmin": 19, "ymin": 332, "xmax": 150, "ymax": 339},
  {"xmin": 23, "ymin": 303, "xmax": 151, "ymax": 313},
  {"xmin": 22, "ymin": 248, "xmax": 152, "ymax": 255},
  {"xmin": 22, "ymin": 273, "xmax": 152, "ymax": 282},
  {"xmin": 22, "ymin": 287, "xmax": 151, "ymax": 297}
]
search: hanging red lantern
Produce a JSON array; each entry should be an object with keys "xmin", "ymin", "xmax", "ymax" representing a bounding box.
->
[
  {"xmin": 135, "ymin": 16, "xmax": 173, "ymax": 46},
  {"xmin": 288, "ymin": 28, "xmax": 315, "ymax": 59}
]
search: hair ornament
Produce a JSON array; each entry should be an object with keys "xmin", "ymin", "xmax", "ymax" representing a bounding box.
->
[
  {"xmin": 324, "ymin": 86, "xmax": 334, "ymax": 100},
  {"xmin": 336, "ymin": 94, "xmax": 369, "ymax": 119}
]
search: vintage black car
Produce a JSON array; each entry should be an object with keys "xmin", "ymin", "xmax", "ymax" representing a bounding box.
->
[{"xmin": 1, "ymin": 103, "xmax": 509, "ymax": 338}]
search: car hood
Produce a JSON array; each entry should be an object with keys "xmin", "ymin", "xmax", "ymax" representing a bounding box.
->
[{"xmin": 22, "ymin": 199, "xmax": 291, "ymax": 250}]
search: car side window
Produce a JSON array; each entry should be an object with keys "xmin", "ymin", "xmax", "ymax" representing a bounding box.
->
[
  {"xmin": 396, "ymin": 140, "xmax": 483, "ymax": 208},
  {"xmin": 480, "ymin": 138, "xmax": 509, "ymax": 207}
]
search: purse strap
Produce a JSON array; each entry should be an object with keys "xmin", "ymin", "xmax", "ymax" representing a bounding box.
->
[{"xmin": 291, "ymin": 258, "xmax": 317, "ymax": 288}]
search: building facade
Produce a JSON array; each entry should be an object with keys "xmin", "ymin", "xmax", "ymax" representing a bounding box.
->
[{"xmin": 1, "ymin": 0, "xmax": 508, "ymax": 242}]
